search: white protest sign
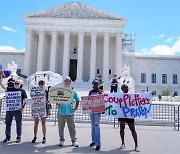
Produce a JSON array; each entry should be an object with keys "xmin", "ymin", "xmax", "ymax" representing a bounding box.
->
[
  {"xmin": 5, "ymin": 91, "xmax": 22, "ymax": 111},
  {"xmin": 104, "ymin": 92, "xmax": 152, "ymax": 119},
  {"xmin": 30, "ymin": 87, "xmax": 47, "ymax": 118}
]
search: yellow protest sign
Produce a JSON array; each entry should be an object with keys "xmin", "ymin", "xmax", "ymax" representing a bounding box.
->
[{"xmin": 48, "ymin": 87, "xmax": 73, "ymax": 104}]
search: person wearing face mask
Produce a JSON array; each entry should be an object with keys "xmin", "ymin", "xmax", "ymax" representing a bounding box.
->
[
  {"xmin": 31, "ymin": 80, "xmax": 48, "ymax": 144},
  {"xmin": 88, "ymin": 79, "xmax": 104, "ymax": 151},
  {"xmin": 0, "ymin": 78, "xmax": 27, "ymax": 143}
]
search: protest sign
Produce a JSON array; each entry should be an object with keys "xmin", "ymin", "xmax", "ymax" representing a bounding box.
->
[
  {"xmin": 104, "ymin": 92, "xmax": 152, "ymax": 119},
  {"xmin": 5, "ymin": 91, "xmax": 21, "ymax": 111},
  {"xmin": 30, "ymin": 86, "xmax": 47, "ymax": 118},
  {"xmin": 48, "ymin": 87, "xmax": 73, "ymax": 104},
  {"xmin": 81, "ymin": 95, "xmax": 105, "ymax": 113}
]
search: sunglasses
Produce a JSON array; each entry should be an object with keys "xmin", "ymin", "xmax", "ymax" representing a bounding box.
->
[{"xmin": 14, "ymin": 83, "xmax": 20, "ymax": 85}]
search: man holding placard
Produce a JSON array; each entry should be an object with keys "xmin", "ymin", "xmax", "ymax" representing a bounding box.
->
[
  {"xmin": 52, "ymin": 76, "xmax": 80, "ymax": 147},
  {"xmin": 0, "ymin": 78, "xmax": 27, "ymax": 143}
]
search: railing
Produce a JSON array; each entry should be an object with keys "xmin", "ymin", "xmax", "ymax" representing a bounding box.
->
[{"xmin": 1, "ymin": 98, "xmax": 180, "ymax": 130}]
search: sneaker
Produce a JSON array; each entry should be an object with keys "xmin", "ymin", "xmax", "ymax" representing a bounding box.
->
[
  {"xmin": 32, "ymin": 137, "xmax": 37, "ymax": 143},
  {"xmin": 16, "ymin": 137, "xmax": 21, "ymax": 143},
  {"xmin": 3, "ymin": 138, "xmax": 10, "ymax": 143},
  {"xmin": 89, "ymin": 142, "xmax": 95, "ymax": 147},
  {"xmin": 72, "ymin": 141, "xmax": 79, "ymax": 147},
  {"xmin": 59, "ymin": 141, "xmax": 64, "ymax": 146},
  {"xmin": 42, "ymin": 137, "xmax": 46, "ymax": 144},
  {"xmin": 95, "ymin": 146, "xmax": 101, "ymax": 151}
]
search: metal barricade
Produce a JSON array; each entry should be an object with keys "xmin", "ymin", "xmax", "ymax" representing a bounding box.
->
[
  {"xmin": 0, "ymin": 98, "xmax": 180, "ymax": 130},
  {"xmin": 113, "ymin": 103, "xmax": 177, "ymax": 129}
]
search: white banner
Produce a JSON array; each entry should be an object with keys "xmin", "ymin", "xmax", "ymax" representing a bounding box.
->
[
  {"xmin": 104, "ymin": 92, "xmax": 152, "ymax": 119},
  {"xmin": 30, "ymin": 87, "xmax": 47, "ymax": 118},
  {"xmin": 5, "ymin": 91, "xmax": 22, "ymax": 111}
]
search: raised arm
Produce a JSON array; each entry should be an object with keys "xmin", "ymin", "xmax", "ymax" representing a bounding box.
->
[{"xmin": 0, "ymin": 78, "xmax": 7, "ymax": 91}]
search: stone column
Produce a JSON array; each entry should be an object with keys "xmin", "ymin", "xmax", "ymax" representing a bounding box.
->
[
  {"xmin": 76, "ymin": 31, "xmax": 84, "ymax": 82},
  {"xmin": 49, "ymin": 30, "xmax": 58, "ymax": 72},
  {"xmin": 62, "ymin": 30, "xmax": 70, "ymax": 78},
  {"xmin": 103, "ymin": 32, "xmax": 110, "ymax": 82},
  {"xmin": 24, "ymin": 28, "xmax": 33, "ymax": 75},
  {"xmin": 36, "ymin": 29, "xmax": 45, "ymax": 71},
  {"xmin": 115, "ymin": 32, "xmax": 123, "ymax": 77},
  {"xmin": 89, "ymin": 32, "xmax": 97, "ymax": 82}
]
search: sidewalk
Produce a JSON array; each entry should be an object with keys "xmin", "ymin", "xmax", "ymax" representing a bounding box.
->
[{"xmin": 0, "ymin": 121, "xmax": 180, "ymax": 154}]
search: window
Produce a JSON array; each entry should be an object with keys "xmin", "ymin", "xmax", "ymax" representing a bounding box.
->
[
  {"xmin": 141, "ymin": 73, "xmax": 146, "ymax": 83},
  {"xmin": 97, "ymin": 69, "xmax": 99, "ymax": 74},
  {"xmin": 151, "ymin": 73, "xmax": 156, "ymax": 83},
  {"xmin": 109, "ymin": 69, "xmax": 111, "ymax": 74},
  {"xmin": 173, "ymin": 74, "xmax": 178, "ymax": 84},
  {"xmin": 174, "ymin": 91, "xmax": 178, "ymax": 96},
  {"xmin": 162, "ymin": 74, "xmax": 167, "ymax": 84}
]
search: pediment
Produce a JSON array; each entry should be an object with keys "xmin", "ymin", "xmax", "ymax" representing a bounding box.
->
[{"xmin": 25, "ymin": 2, "xmax": 124, "ymax": 20}]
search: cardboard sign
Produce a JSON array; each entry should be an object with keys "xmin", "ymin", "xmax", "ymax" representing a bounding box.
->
[
  {"xmin": 5, "ymin": 91, "xmax": 22, "ymax": 111},
  {"xmin": 48, "ymin": 87, "xmax": 73, "ymax": 104},
  {"xmin": 30, "ymin": 86, "xmax": 47, "ymax": 118},
  {"xmin": 104, "ymin": 92, "xmax": 152, "ymax": 119},
  {"xmin": 81, "ymin": 95, "xmax": 105, "ymax": 113}
]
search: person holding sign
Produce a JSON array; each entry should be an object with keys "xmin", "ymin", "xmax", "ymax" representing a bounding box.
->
[
  {"xmin": 118, "ymin": 84, "xmax": 140, "ymax": 152},
  {"xmin": 88, "ymin": 79, "xmax": 104, "ymax": 151},
  {"xmin": 31, "ymin": 80, "xmax": 49, "ymax": 144},
  {"xmin": 57, "ymin": 76, "xmax": 80, "ymax": 147},
  {"xmin": 0, "ymin": 78, "xmax": 27, "ymax": 143}
]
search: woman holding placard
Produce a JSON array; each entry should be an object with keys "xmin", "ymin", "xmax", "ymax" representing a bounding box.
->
[
  {"xmin": 119, "ymin": 84, "xmax": 140, "ymax": 152},
  {"xmin": 31, "ymin": 80, "xmax": 49, "ymax": 144},
  {"xmin": 88, "ymin": 79, "xmax": 104, "ymax": 151}
]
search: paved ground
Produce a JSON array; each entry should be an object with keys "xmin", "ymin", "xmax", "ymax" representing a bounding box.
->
[{"xmin": 0, "ymin": 121, "xmax": 180, "ymax": 154}]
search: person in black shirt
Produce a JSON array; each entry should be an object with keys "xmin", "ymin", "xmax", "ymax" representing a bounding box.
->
[
  {"xmin": 0, "ymin": 78, "xmax": 27, "ymax": 143},
  {"xmin": 88, "ymin": 79, "xmax": 104, "ymax": 151},
  {"xmin": 118, "ymin": 84, "xmax": 140, "ymax": 152}
]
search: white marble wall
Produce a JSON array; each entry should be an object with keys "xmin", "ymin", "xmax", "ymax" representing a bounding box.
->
[
  {"xmin": 135, "ymin": 55, "xmax": 180, "ymax": 95},
  {"xmin": 0, "ymin": 51, "xmax": 25, "ymax": 72}
]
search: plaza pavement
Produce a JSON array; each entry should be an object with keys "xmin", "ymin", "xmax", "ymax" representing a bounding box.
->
[{"xmin": 0, "ymin": 120, "xmax": 180, "ymax": 154}]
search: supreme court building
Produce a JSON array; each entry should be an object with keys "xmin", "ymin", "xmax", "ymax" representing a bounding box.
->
[
  {"xmin": 23, "ymin": 2, "xmax": 127, "ymax": 82},
  {"xmin": 1, "ymin": 2, "xmax": 180, "ymax": 96}
]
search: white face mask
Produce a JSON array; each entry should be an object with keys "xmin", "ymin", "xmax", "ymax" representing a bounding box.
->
[{"xmin": 14, "ymin": 83, "xmax": 20, "ymax": 89}]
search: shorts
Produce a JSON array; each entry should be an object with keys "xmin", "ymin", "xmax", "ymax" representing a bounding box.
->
[{"xmin": 118, "ymin": 118, "xmax": 135, "ymax": 123}]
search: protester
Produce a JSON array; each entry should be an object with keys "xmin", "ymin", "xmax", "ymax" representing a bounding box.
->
[
  {"xmin": 118, "ymin": 84, "xmax": 140, "ymax": 152},
  {"xmin": 98, "ymin": 76, "xmax": 104, "ymax": 90},
  {"xmin": 31, "ymin": 80, "xmax": 48, "ymax": 144},
  {"xmin": 88, "ymin": 79, "xmax": 104, "ymax": 151},
  {"xmin": 110, "ymin": 75, "xmax": 119, "ymax": 93},
  {"xmin": 0, "ymin": 78, "xmax": 27, "ymax": 143},
  {"xmin": 57, "ymin": 76, "xmax": 80, "ymax": 147}
]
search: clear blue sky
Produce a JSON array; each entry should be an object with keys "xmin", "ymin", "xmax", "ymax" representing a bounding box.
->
[{"xmin": 0, "ymin": 0, "xmax": 179, "ymax": 55}]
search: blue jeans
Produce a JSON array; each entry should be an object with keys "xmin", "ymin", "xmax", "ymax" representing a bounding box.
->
[
  {"xmin": 90, "ymin": 113, "xmax": 101, "ymax": 146},
  {"xmin": 5, "ymin": 111, "xmax": 22, "ymax": 139}
]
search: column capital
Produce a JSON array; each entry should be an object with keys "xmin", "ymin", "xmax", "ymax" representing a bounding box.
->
[
  {"xmin": 26, "ymin": 28, "xmax": 33, "ymax": 35},
  {"xmin": 64, "ymin": 30, "xmax": 70, "ymax": 36},
  {"xmin": 117, "ymin": 31, "xmax": 123, "ymax": 38},
  {"xmin": 91, "ymin": 31, "xmax": 97, "ymax": 38},
  {"xmin": 78, "ymin": 30, "xmax": 84, "ymax": 36},
  {"xmin": 104, "ymin": 31, "xmax": 110, "ymax": 37},
  {"xmin": 51, "ymin": 29, "xmax": 58, "ymax": 36},
  {"xmin": 38, "ymin": 29, "xmax": 45, "ymax": 35}
]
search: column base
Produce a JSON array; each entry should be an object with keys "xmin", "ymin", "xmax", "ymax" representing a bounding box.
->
[{"xmin": 75, "ymin": 78, "xmax": 83, "ymax": 83}]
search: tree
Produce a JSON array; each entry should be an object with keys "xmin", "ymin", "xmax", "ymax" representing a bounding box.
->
[{"xmin": 161, "ymin": 88, "xmax": 173, "ymax": 96}]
